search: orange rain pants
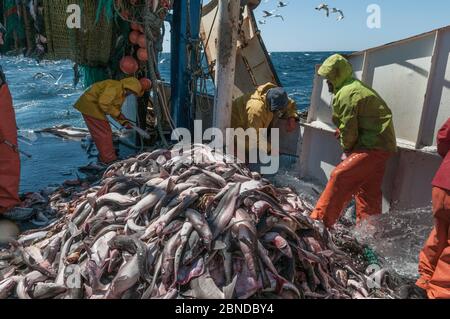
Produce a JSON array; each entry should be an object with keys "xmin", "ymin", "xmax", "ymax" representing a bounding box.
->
[
  {"xmin": 83, "ymin": 115, "xmax": 117, "ymax": 164},
  {"xmin": 416, "ymin": 187, "xmax": 450, "ymax": 299},
  {"xmin": 310, "ymin": 150, "xmax": 391, "ymax": 228},
  {"xmin": 0, "ymin": 84, "xmax": 21, "ymax": 214}
]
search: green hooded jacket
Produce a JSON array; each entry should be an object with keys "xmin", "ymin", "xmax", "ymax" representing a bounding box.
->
[{"xmin": 318, "ymin": 54, "xmax": 397, "ymax": 153}]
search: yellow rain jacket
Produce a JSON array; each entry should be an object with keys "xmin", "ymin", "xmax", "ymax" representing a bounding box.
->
[
  {"xmin": 231, "ymin": 82, "xmax": 298, "ymax": 153},
  {"xmin": 74, "ymin": 78, "xmax": 144, "ymax": 121}
]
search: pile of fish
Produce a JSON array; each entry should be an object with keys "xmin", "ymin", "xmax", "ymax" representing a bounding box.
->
[{"xmin": 0, "ymin": 144, "xmax": 403, "ymax": 299}]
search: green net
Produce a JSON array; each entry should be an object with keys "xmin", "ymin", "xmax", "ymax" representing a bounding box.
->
[
  {"xmin": 95, "ymin": 0, "xmax": 114, "ymax": 24},
  {"xmin": 363, "ymin": 246, "xmax": 380, "ymax": 266},
  {"xmin": 80, "ymin": 65, "xmax": 109, "ymax": 88},
  {"xmin": 3, "ymin": 0, "xmax": 26, "ymax": 49},
  {"xmin": 78, "ymin": 7, "xmax": 132, "ymax": 88}
]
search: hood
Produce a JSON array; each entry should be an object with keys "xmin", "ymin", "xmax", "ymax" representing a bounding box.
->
[
  {"xmin": 318, "ymin": 54, "xmax": 353, "ymax": 93},
  {"xmin": 120, "ymin": 77, "xmax": 144, "ymax": 97},
  {"xmin": 252, "ymin": 82, "xmax": 277, "ymax": 103}
]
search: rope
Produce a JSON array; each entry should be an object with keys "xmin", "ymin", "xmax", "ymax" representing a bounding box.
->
[
  {"xmin": 201, "ymin": 4, "xmax": 219, "ymax": 66},
  {"xmin": 198, "ymin": 3, "xmax": 218, "ymax": 113},
  {"xmin": 113, "ymin": 0, "xmax": 166, "ymax": 26},
  {"xmin": 144, "ymin": 0, "xmax": 169, "ymax": 147}
]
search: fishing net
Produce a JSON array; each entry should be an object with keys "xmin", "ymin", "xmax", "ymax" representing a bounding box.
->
[
  {"xmin": 80, "ymin": 65, "xmax": 110, "ymax": 88},
  {"xmin": 43, "ymin": 0, "xmax": 114, "ymax": 66},
  {"xmin": 113, "ymin": 0, "xmax": 172, "ymax": 26}
]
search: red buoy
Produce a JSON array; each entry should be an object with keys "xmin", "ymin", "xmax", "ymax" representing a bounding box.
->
[
  {"xmin": 137, "ymin": 48, "xmax": 148, "ymax": 62},
  {"xmin": 139, "ymin": 78, "xmax": 152, "ymax": 91},
  {"xmin": 138, "ymin": 34, "xmax": 147, "ymax": 48},
  {"xmin": 129, "ymin": 31, "xmax": 140, "ymax": 45},
  {"xmin": 130, "ymin": 22, "xmax": 144, "ymax": 33},
  {"xmin": 120, "ymin": 56, "xmax": 139, "ymax": 74}
]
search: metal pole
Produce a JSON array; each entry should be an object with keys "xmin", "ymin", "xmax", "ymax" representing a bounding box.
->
[
  {"xmin": 170, "ymin": 0, "xmax": 202, "ymax": 132},
  {"xmin": 213, "ymin": 0, "xmax": 240, "ymax": 136},
  {"xmin": 170, "ymin": 0, "xmax": 189, "ymax": 129}
]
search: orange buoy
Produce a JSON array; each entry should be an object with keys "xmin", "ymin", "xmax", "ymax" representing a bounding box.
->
[
  {"xmin": 137, "ymin": 48, "xmax": 148, "ymax": 62},
  {"xmin": 130, "ymin": 22, "xmax": 140, "ymax": 31},
  {"xmin": 131, "ymin": 22, "xmax": 144, "ymax": 33},
  {"xmin": 129, "ymin": 31, "xmax": 140, "ymax": 45},
  {"xmin": 139, "ymin": 78, "xmax": 152, "ymax": 91},
  {"xmin": 120, "ymin": 56, "xmax": 139, "ymax": 74},
  {"xmin": 138, "ymin": 34, "xmax": 147, "ymax": 48}
]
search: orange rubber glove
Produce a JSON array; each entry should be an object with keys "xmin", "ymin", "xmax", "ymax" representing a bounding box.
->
[{"xmin": 117, "ymin": 113, "xmax": 132, "ymax": 129}]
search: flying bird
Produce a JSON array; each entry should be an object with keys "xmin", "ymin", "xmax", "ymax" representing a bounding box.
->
[
  {"xmin": 332, "ymin": 8, "xmax": 345, "ymax": 21},
  {"xmin": 274, "ymin": 14, "xmax": 284, "ymax": 21},
  {"xmin": 258, "ymin": 19, "xmax": 267, "ymax": 25},
  {"xmin": 315, "ymin": 3, "xmax": 330, "ymax": 17},
  {"xmin": 262, "ymin": 10, "xmax": 275, "ymax": 18},
  {"xmin": 278, "ymin": 1, "xmax": 288, "ymax": 7}
]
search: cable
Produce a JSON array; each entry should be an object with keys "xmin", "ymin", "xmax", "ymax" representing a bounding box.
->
[{"xmin": 144, "ymin": 0, "xmax": 169, "ymax": 147}]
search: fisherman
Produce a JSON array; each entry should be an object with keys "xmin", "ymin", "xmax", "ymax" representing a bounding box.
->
[
  {"xmin": 73, "ymin": 77, "xmax": 145, "ymax": 165},
  {"xmin": 231, "ymin": 82, "xmax": 298, "ymax": 157},
  {"xmin": 416, "ymin": 118, "xmax": 450, "ymax": 299},
  {"xmin": 0, "ymin": 65, "xmax": 35, "ymax": 238},
  {"xmin": 0, "ymin": 66, "xmax": 21, "ymax": 215},
  {"xmin": 310, "ymin": 54, "xmax": 397, "ymax": 228}
]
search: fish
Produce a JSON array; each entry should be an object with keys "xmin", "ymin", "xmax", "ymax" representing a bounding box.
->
[
  {"xmin": 185, "ymin": 209, "xmax": 213, "ymax": 250},
  {"xmin": 173, "ymin": 222, "xmax": 194, "ymax": 286},
  {"xmin": 32, "ymin": 283, "xmax": 67, "ymax": 299},
  {"xmin": 263, "ymin": 232, "xmax": 293, "ymax": 258},
  {"xmin": 0, "ymin": 144, "xmax": 401, "ymax": 300},
  {"xmin": 108, "ymin": 235, "xmax": 151, "ymax": 282},
  {"xmin": 95, "ymin": 193, "xmax": 139, "ymax": 209},
  {"xmin": 127, "ymin": 187, "xmax": 166, "ymax": 220},
  {"xmin": 209, "ymin": 183, "xmax": 241, "ymax": 239},
  {"xmin": 0, "ymin": 276, "xmax": 20, "ymax": 299},
  {"xmin": 161, "ymin": 231, "xmax": 181, "ymax": 286},
  {"xmin": 105, "ymin": 255, "xmax": 140, "ymax": 299}
]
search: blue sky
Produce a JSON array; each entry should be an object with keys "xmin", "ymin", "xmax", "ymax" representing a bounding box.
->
[
  {"xmin": 165, "ymin": 0, "xmax": 450, "ymax": 52},
  {"xmin": 252, "ymin": 0, "xmax": 450, "ymax": 51}
]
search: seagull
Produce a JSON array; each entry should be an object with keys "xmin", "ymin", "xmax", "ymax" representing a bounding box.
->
[
  {"xmin": 258, "ymin": 20, "xmax": 267, "ymax": 25},
  {"xmin": 278, "ymin": 1, "xmax": 288, "ymax": 7},
  {"xmin": 315, "ymin": 3, "xmax": 330, "ymax": 17},
  {"xmin": 54, "ymin": 73, "xmax": 63, "ymax": 86},
  {"xmin": 332, "ymin": 8, "xmax": 345, "ymax": 21},
  {"xmin": 274, "ymin": 14, "xmax": 284, "ymax": 21},
  {"xmin": 262, "ymin": 10, "xmax": 275, "ymax": 18}
]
